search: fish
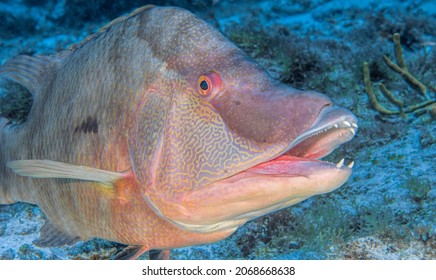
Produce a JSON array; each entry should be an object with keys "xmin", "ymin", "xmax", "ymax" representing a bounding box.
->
[{"xmin": 0, "ymin": 5, "xmax": 358, "ymax": 259}]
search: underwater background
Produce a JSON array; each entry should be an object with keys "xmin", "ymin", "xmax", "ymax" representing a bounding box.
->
[{"xmin": 0, "ymin": 0, "xmax": 434, "ymax": 259}]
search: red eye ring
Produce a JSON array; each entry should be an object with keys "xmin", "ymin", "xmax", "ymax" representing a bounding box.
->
[{"xmin": 197, "ymin": 71, "xmax": 223, "ymax": 97}]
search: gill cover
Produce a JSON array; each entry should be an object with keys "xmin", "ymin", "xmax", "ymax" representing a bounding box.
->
[{"xmin": 123, "ymin": 8, "xmax": 333, "ymax": 222}]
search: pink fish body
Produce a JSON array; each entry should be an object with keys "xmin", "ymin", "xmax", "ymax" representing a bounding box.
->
[{"xmin": 0, "ymin": 6, "xmax": 357, "ymax": 259}]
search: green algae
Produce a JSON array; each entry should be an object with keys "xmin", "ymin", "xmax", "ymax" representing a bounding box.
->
[{"xmin": 400, "ymin": 175, "xmax": 432, "ymax": 203}]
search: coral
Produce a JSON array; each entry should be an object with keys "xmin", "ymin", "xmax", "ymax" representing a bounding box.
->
[
  {"xmin": 400, "ymin": 176, "xmax": 432, "ymax": 203},
  {"xmin": 0, "ymin": 0, "xmax": 434, "ymax": 261},
  {"xmin": 430, "ymin": 104, "xmax": 436, "ymax": 120},
  {"xmin": 230, "ymin": 196, "xmax": 359, "ymax": 260},
  {"xmin": 277, "ymin": 44, "xmax": 324, "ymax": 88},
  {"xmin": 0, "ymin": 249, "xmax": 15, "ymax": 260},
  {"xmin": 227, "ymin": 25, "xmax": 326, "ymax": 89},
  {"xmin": 236, "ymin": 230, "xmax": 259, "ymax": 259},
  {"xmin": 228, "ymin": 26, "xmax": 276, "ymax": 59},
  {"xmin": 419, "ymin": 126, "xmax": 435, "ymax": 147},
  {"xmin": 343, "ymin": 235, "xmax": 435, "ymax": 260},
  {"xmin": 0, "ymin": 79, "xmax": 33, "ymax": 125},
  {"xmin": 344, "ymin": 236, "xmax": 400, "ymax": 260},
  {"xmin": 354, "ymin": 201, "xmax": 408, "ymax": 242},
  {"xmin": 0, "ymin": 223, "xmax": 5, "ymax": 236},
  {"xmin": 406, "ymin": 222, "xmax": 434, "ymax": 249},
  {"xmin": 363, "ymin": 33, "xmax": 436, "ymax": 119},
  {"xmin": 254, "ymin": 197, "xmax": 357, "ymax": 259},
  {"xmin": 17, "ymin": 244, "xmax": 44, "ymax": 260},
  {"xmin": 67, "ymin": 238, "xmax": 125, "ymax": 260},
  {"xmin": 370, "ymin": 8, "xmax": 436, "ymax": 50},
  {"xmin": 72, "ymin": 247, "xmax": 118, "ymax": 260}
]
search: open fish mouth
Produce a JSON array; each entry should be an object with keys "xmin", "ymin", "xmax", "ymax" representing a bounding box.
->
[
  {"xmin": 248, "ymin": 106, "xmax": 357, "ymax": 176},
  {"xmin": 164, "ymin": 106, "xmax": 358, "ymax": 234}
]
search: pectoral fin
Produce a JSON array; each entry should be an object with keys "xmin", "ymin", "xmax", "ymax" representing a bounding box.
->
[{"xmin": 7, "ymin": 160, "xmax": 126, "ymax": 188}]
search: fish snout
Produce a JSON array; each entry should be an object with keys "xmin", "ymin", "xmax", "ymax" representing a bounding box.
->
[
  {"xmin": 210, "ymin": 84, "xmax": 335, "ymax": 145},
  {"xmin": 266, "ymin": 88, "xmax": 335, "ymax": 143}
]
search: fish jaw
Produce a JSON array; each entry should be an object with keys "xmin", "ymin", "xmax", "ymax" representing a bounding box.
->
[
  {"xmin": 169, "ymin": 157, "xmax": 352, "ymax": 233},
  {"xmin": 146, "ymin": 106, "xmax": 357, "ymax": 234},
  {"xmin": 173, "ymin": 156, "xmax": 352, "ymax": 233}
]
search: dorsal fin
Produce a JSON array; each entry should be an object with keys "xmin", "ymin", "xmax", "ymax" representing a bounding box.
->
[
  {"xmin": 0, "ymin": 5, "xmax": 155, "ymax": 101},
  {"xmin": 0, "ymin": 54, "xmax": 57, "ymax": 97},
  {"xmin": 68, "ymin": 5, "xmax": 155, "ymax": 53}
]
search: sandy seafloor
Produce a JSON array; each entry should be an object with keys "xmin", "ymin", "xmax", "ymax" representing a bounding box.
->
[{"xmin": 0, "ymin": 0, "xmax": 434, "ymax": 260}]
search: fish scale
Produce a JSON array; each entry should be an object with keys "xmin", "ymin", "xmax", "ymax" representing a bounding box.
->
[{"xmin": 0, "ymin": 6, "xmax": 357, "ymax": 259}]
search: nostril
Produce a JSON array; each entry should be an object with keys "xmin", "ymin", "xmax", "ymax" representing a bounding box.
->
[
  {"xmin": 316, "ymin": 103, "xmax": 333, "ymax": 121},
  {"xmin": 322, "ymin": 102, "xmax": 333, "ymax": 109}
]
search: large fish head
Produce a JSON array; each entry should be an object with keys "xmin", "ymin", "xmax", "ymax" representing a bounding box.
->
[{"xmin": 132, "ymin": 7, "xmax": 357, "ymax": 235}]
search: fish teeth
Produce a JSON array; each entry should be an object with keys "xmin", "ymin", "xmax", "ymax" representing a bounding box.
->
[
  {"xmin": 343, "ymin": 121, "xmax": 351, "ymax": 127},
  {"xmin": 347, "ymin": 161, "xmax": 355, "ymax": 168},
  {"xmin": 349, "ymin": 128, "xmax": 356, "ymax": 135},
  {"xmin": 336, "ymin": 158, "xmax": 345, "ymax": 168},
  {"xmin": 334, "ymin": 124, "xmax": 339, "ymax": 128},
  {"xmin": 351, "ymin": 122, "xmax": 358, "ymax": 128}
]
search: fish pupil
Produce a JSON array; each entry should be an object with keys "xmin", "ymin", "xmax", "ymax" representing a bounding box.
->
[{"xmin": 200, "ymin": 80, "xmax": 209, "ymax": 91}]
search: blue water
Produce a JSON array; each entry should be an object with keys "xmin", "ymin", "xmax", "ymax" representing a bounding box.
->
[{"xmin": 0, "ymin": 0, "xmax": 435, "ymax": 260}]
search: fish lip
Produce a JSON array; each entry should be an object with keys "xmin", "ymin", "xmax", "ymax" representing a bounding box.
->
[
  {"xmin": 281, "ymin": 106, "xmax": 357, "ymax": 159},
  {"xmin": 246, "ymin": 106, "xmax": 358, "ymax": 173},
  {"xmin": 146, "ymin": 106, "xmax": 358, "ymax": 234}
]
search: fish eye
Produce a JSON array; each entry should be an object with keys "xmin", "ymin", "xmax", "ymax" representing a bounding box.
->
[
  {"xmin": 200, "ymin": 80, "xmax": 209, "ymax": 91},
  {"xmin": 198, "ymin": 76, "xmax": 212, "ymax": 95},
  {"xmin": 197, "ymin": 71, "xmax": 223, "ymax": 97}
]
